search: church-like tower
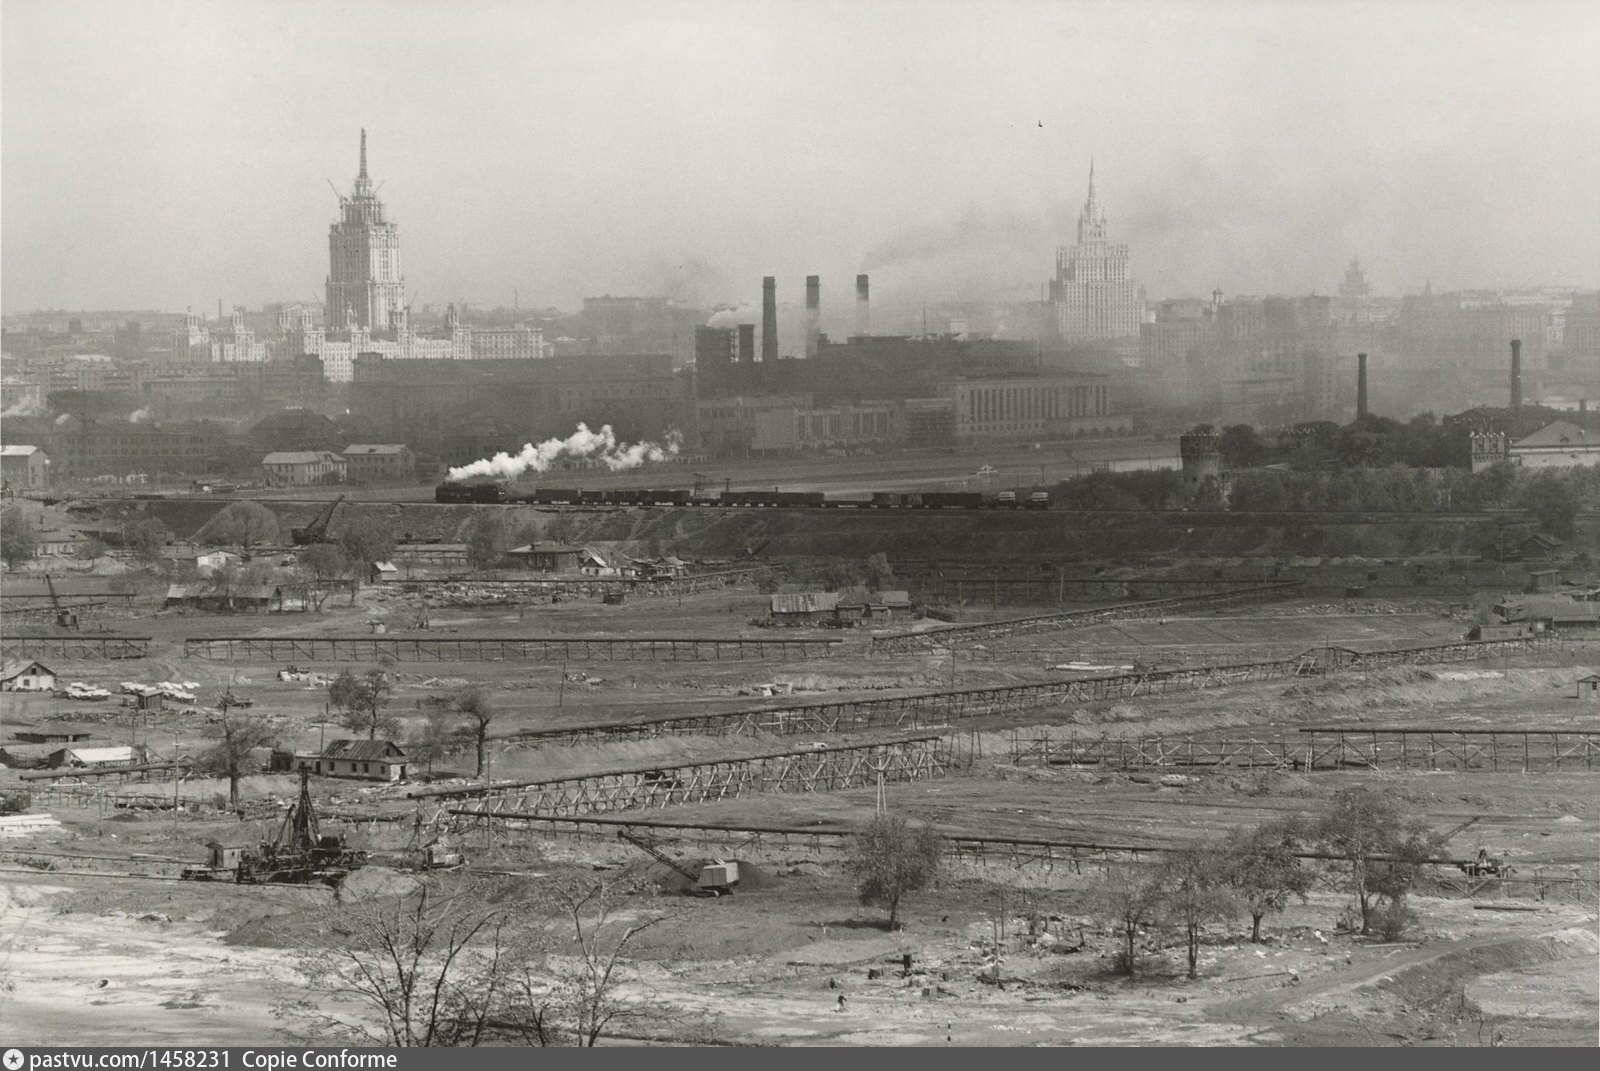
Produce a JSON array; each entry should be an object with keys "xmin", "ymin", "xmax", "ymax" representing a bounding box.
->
[
  {"xmin": 326, "ymin": 129, "xmax": 405, "ymax": 333},
  {"xmin": 1049, "ymin": 162, "xmax": 1144, "ymax": 343}
]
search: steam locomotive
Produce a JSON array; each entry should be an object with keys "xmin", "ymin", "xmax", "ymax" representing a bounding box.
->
[{"xmin": 435, "ymin": 482, "xmax": 1051, "ymax": 510}]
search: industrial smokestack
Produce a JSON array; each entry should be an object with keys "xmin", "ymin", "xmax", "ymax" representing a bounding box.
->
[
  {"xmin": 737, "ymin": 323, "xmax": 755, "ymax": 364},
  {"xmin": 855, "ymin": 274, "xmax": 870, "ymax": 338},
  {"xmin": 804, "ymin": 275, "xmax": 820, "ymax": 358},
  {"xmin": 761, "ymin": 276, "xmax": 777, "ymax": 363},
  {"xmin": 1356, "ymin": 353, "xmax": 1369, "ymax": 421},
  {"xmin": 1510, "ymin": 339, "xmax": 1522, "ymax": 409}
]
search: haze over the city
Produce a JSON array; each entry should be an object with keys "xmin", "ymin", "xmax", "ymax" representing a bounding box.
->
[{"xmin": 4, "ymin": 0, "xmax": 1598, "ymax": 315}]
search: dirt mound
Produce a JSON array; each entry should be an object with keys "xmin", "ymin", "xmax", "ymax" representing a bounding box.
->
[
  {"xmin": 1368, "ymin": 929, "xmax": 1600, "ymax": 1013},
  {"xmin": 339, "ymin": 865, "xmax": 421, "ymax": 902}
]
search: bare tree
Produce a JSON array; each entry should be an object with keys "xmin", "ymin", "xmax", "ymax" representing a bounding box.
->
[
  {"xmin": 452, "ymin": 685, "xmax": 496, "ymax": 778},
  {"xmin": 848, "ymin": 813, "xmax": 944, "ymax": 930},
  {"xmin": 278, "ymin": 880, "xmax": 512, "ymax": 1047},
  {"xmin": 499, "ymin": 882, "xmax": 684, "ymax": 1046},
  {"xmin": 196, "ymin": 706, "xmax": 278, "ymax": 808},
  {"xmin": 297, "ymin": 542, "xmax": 349, "ymax": 611},
  {"xmin": 1159, "ymin": 845, "xmax": 1237, "ymax": 979},
  {"xmin": 1089, "ymin": 863, "xmax": 1168, "ymax": 977}
]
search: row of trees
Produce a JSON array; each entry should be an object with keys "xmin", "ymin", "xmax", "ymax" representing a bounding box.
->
[
  {"xmin": 849, "ymin": 788, "xmax": 1442, "ymax": 981},
  {"xmin": 1096, "ymin": 787, "xmax": 1442, "ymax": 978},
  {"xmin": 1048, "ymin": 457, "xmax": 1595, "ymax": 537}
]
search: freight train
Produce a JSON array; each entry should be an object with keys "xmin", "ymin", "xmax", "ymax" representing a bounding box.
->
[{"xmin": 435, "ymin": 481, "xmax": 1051, "ymax": 510}]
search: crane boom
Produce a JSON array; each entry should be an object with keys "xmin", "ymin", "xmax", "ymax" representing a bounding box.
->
[
  {"xmin": 291, "ymin": 494, "xmax": 346, "ymax": 546},
  {"xmin": 616, "ymin": 829, "xmax": 699, "ymax": 882}
]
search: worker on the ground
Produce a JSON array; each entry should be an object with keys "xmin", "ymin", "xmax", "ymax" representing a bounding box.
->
[{"xmin": 836, "ymin": 993, "xmax": 847, "ymax": 1012}]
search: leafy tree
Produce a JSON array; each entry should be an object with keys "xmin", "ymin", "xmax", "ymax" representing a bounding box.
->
[
  {"xmin": 1218, "ymin": 424, "xmax": 1268, "ymax": 468},
  {"xmin": 0, "ymin": 505, "xmax": 38, "ymax": 570},
  {"xmin": 279, "ymin": 880, "xmax": 513, "ymax": 1047},
  {"xmin": 1160, "ymin": 845, "xmax": 1237, "ymax": 979},
  {"xmin": 199, "ymin": 500, "xmax": 279, "ymax": 548},
  {"xmin": 408, "ymin": 706, "xmax": 464, "ymax": 778},
  {"xmin": 297, "ymin": 542, "xmax": 350, "ymax": 611},
  {"xmin": 848, "ymin": 814, "xmax": 943, "ymax": 930},
  {"xmin": 863, "ymin": 552, "xmax": 895, "ymax": 592},
  {"xmin": 464, "ymin": 511, "xmax": 507, "ymax": 570},
  {"xmin": 1228, "ymin": 471, "xmax": 1290, "ymax": 512},
  {"xmin": 196, "ymin": 707, "xmax": 278, "ymax": 807},
  {"xmin": 339, "ymin": 509, "xmax": 397, "ymax": 582},
  {"xmin": 543, "ymin": 516, "xmax": 578, "ymax": 545},
  {"xmin": 1089, "ymin": 863, "xmax": 1168, "ymax": 977},
  {"xmin": 1222, "ymin": 818, "xmax": 1314, "ymax": 942},
  {"xmin": 1516, "ymin": 472, "xmax": 1578, "ymax": 538},
  {"xmin": 75, "ymin": 537, "xmax": 107, "ymax": 562},
  {"xmin": 124, "ymin": 517, "xmax": 171, "ymax": 567},
  {"xmin": 329, "ymin": 664, "xmax": 399, "ymax": 740},
  {"xmin": 452, "ymin": 685, "xmax": 497, "ymax": 779},
  {"xmin": 1315, "ymin": 786, "xmax": 1439, "ymax": 935}
]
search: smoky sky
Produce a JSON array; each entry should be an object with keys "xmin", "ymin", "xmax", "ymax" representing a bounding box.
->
[{"xmin": 3, "ymin": 0, "xmax": 1597, "ymax": 319}]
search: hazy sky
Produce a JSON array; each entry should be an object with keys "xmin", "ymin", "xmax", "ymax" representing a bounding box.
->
[{"xmin": 4, "ymin": 0, "xmax": 1598, "ymax": 319}]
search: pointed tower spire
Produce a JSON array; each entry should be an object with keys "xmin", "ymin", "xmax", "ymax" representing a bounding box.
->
[
  {"xmin": 1088, "ymin": 157, "xmax": 1096, "ymax": 201},
  {"xmin": 359, "ymin": 128, "xmax": 368, "ymax": 180}
]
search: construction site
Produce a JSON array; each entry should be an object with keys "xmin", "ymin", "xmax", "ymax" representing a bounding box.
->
[{"xmin": 2, "ymin": 476, "xmax": 1598, "ymax": 1048}]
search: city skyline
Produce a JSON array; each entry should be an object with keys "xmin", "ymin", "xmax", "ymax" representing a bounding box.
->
[{"xmin": 4, "ymin": 0, "xmax": 1599, "ymax": 316}]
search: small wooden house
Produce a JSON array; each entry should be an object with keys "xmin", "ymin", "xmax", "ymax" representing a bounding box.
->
[{"xmin": 0, "ymin": 660, "xmax": 58, "ymax": 693}]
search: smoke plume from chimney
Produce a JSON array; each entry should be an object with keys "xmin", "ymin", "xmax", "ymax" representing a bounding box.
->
[{"xmin": 855, "ymin": 274, "xmax": 870, "ymax": 338}]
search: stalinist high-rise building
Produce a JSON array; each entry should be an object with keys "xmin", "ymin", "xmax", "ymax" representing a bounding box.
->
[
  {"xmin": 1049, "ymin": 163, "xmax": 1145, "ymax": 345},
  {"xmin": 326, "ymin": 129, "xmax": 406, "ymax": 332}
]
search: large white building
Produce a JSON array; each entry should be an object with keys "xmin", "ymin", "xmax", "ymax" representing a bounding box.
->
[{"xmin": 1049, "ymin": 164, "xmax": 1145, "ymax": 346}]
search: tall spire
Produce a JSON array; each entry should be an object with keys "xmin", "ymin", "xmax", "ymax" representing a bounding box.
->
[
  {"xmin": 1088, "ymin": 157, "xmax": 1096, "ymax": 202},
  {"xmin": 359, "ymin": 128, "xmax": 368, "ymax": 181}
]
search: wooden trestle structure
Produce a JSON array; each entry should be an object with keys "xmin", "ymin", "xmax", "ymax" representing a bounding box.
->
[
  {"xmin": 1010, "ymin": 727, "xmax": 1600, "ymax": 773},
  {"xmin": 870, "ymin": 582, "xmax": 1304, "ymax": 652},
  {"xmin": 181, "ymin": 634, "xmax": 840, "ymax": 663},
  {"xmin": 0, "ymin": 634, "xmax": 151, "ymax": 660},
  {"xmin": 503, "ymin": 635, "xmax": 1558, "ymax": 747},
  {"xmin": 416, "ymin": 733, "xmax": 967, "ymax": 830}
]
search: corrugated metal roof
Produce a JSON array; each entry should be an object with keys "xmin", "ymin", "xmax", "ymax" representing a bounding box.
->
[
  {"xmin": 320, "ymin": 738, "xmax": 407, "ymax": 762},
  {"xmin": 771, "ymin": 592, "xmax": 840, "ymax": 614}
]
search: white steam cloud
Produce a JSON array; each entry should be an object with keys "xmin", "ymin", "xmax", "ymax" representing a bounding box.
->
[
  {"xmin": 448, "ymin": 423, "xmax": 682, "ymax": 482},
  {"xmin": 129, "ymin": 408, "xmax": 152, "ymax": 423},
  {"xmin": 1, "ymin": 395, "xmax": 45, "ymax": 418},
  {"xmin": 54, "ymin": 413, "xmax": 72, "ymax": 425}
]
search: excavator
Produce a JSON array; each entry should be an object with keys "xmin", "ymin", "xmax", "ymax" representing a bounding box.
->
[
  {"xmin": 291, "ymin": 494, "xmax": 346, "ymax": 547},
  {"xmin": 44, "ymin": 575, "xmax": 79, "ymax": 630},
  {"xmin": 616, "ymin": 828, "xmax": 738, "ymax": 897}
]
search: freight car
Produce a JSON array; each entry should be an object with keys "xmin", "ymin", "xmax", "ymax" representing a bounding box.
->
[{"xmin": 435, "ymin": 482, "xmax": 1047, "ymax": 510}]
